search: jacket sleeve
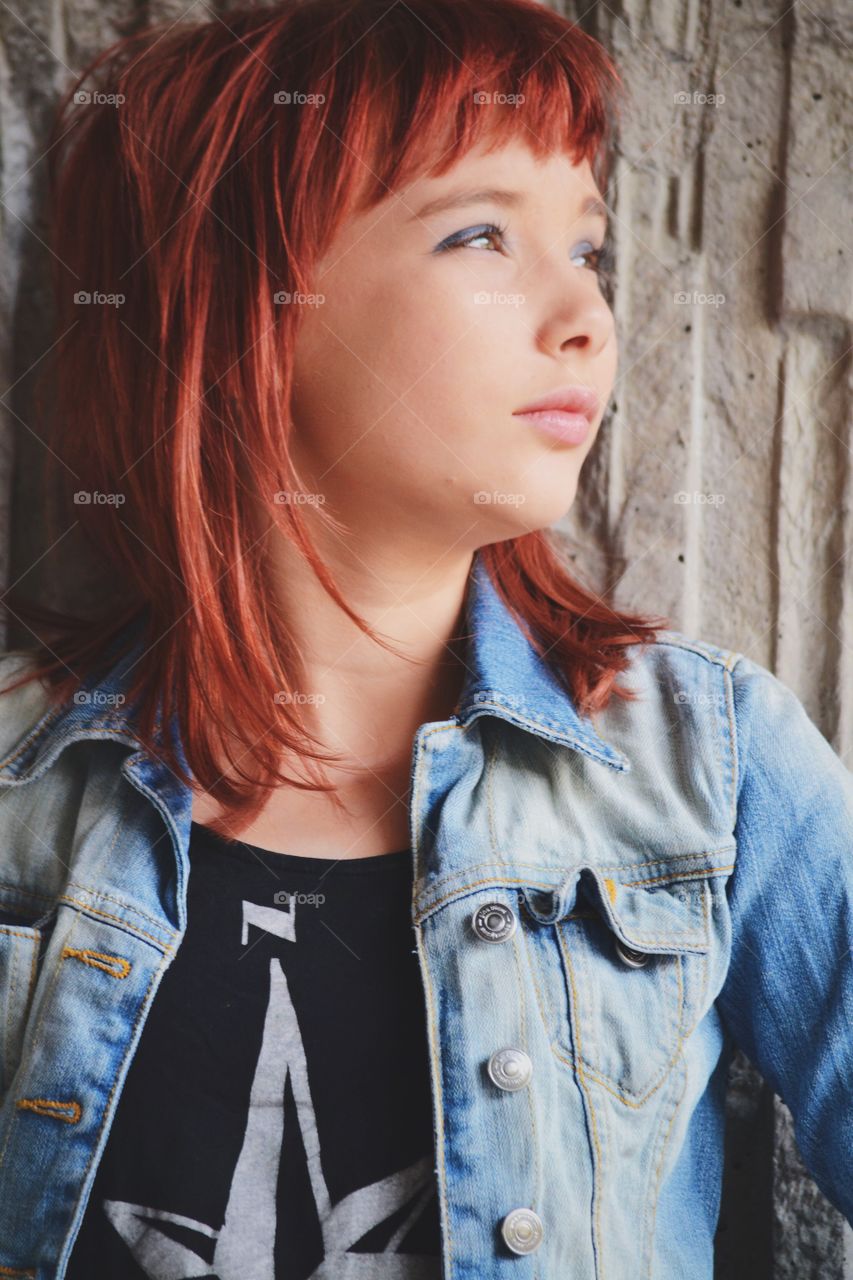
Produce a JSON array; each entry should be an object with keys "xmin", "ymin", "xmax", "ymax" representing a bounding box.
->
[{"xmin": 715, "ymin": 653, "xmax": 853, "ymax": 1224}]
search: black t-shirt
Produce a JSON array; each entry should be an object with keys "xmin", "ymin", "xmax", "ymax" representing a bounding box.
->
[{"xmin": 66, "ymin": 821, "xmax": 442, "ymax": 1278}]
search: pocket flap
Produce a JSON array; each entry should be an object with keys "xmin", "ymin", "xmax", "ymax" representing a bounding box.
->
[
  {"xmin": 587, "ymin": 873, "xmax": 710, "ymax": 954},
  {"xmin": 521, "ymin": 865, "xmax": 711, "ymax": 955}
]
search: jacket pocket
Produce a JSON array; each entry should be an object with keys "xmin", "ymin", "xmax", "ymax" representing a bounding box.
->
[{"xmin": 520, "ymin": 868, "xmax": 712, "ymax": 1102}]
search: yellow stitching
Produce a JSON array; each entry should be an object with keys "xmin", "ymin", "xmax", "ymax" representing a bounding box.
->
[
  {"xmin": 64, "ymin": 881, "xmax": 176, "ymax": 935},
  {"xmin": 0, "ymin": 1264, "xmax": 37, "ymax": 1277},
  {"xmin": 409, "ymin": 865, "xmax": 732, "ymax": 926},
  {"xmin": 519, "ymin": 919, "xmax": 578, "ymax": 1070},
  {"xmin": 602, "ymin": 848, "xmax": 735, "ymax": 873},
  {"xmin": 56, "ymin": 896, "xmax": 174, "ymax": 950},
  {"xmin": 464, "ymin": 696, "xmax": 621, "ymax": 764},
  {"xmin": 560, "ymin": 928, "xmax": 606, "ymax": 1278},
  {"xmin": 603, "ymin": 877, "xmax": 617, "ymax": 904},
  {"xmin": 0, "ymin": 812, "xmax": 125, "ymax": 1178},
  {"xmin": 61, "ymin": 947, "xmax": 131, "ymax": 979},
  {"xmin": 644, "ymin": 1050, "xmax": 689, "ymax": 1277},
  {"xmin": 622, "ymin": 864, "xmax": 734, "ymax": 887},
  {"xmin": 723, "ymin": 667, "xmax": 739, "ymax": 828},
  {"xmin": 510, "ymin": 929, "xmax": 542, "ymax": 1254},
  {"xmin": 556, "ymin": 1036, "xmax": 683, "ymax": 1109},
  {"xmin": 557, "ymin": 922, "xmax": 686, "ymax": 1106},
  {"xmin": 15, "ymin": 1097, "xmax": 81, "ymax": 1124},
  {"xmin": 413, "ymin": 859, "xmax": 737, "ymax": 923}
]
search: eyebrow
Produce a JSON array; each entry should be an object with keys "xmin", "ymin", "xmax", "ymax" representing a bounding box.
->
[{"xmin": 409, "ymin": 187, "xmax": 608, "ymax": 225}]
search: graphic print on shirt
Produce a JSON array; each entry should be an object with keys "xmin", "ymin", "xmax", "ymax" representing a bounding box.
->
[{"xmin": 69, "ymin": 852, "xmax": 442, "ymax": 1280}]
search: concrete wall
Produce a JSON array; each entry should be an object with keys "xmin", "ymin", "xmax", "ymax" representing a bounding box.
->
[
  {"xmin": 1, "ymin": 0, "xmax": 851, "ymax": 1273},
  {"xmin": 563, "ymin": 3, "xmax": 853, "ymax": 1275}
]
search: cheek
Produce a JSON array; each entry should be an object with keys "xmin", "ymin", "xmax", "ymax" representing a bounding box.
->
[{"xmin": 295, "ymin": 287, "xmax": 503, "ymax": 457}]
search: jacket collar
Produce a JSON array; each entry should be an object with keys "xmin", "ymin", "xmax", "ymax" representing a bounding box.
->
[
  {"xmin": 458, "ymin": 552, "xmax": 630, "ymax": 770},
  {"xmin": 0, "ymin": 549, "xmax": 630, "ymax": 783}
]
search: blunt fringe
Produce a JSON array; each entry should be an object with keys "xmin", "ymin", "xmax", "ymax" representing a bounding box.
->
[{"xmin": 1, "ymin": 0, "xmax": 670, "ymax": 840}]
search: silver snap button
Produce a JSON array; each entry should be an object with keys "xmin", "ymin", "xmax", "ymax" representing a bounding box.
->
[
  {"xmin": 487, "ymin": 1047, "xmax": 533, "ymax": 1091},
  {"xmin": 501, "ymin": 1206, "xmax": 544, "ymax": 1254},
  {"xmin": 614, "ymin": 937, "xmax": 649, "ymax": 968},
  {"xmin": 471, "ymin": 901, "xmax": 517, "ymax": 943}
]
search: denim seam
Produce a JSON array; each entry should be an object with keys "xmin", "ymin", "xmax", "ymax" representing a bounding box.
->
[
  {"xmin": 560, "ymin": 927, "xmax": 606, "ymax": 1278},
  {"xmin": 677, "ymin": 883, "xmax": 713, "ymax": 1041},
  {"xmin": 642, "ymin": 1053, "xmax": 689, "ymax": 1279},
  {"xmin": 510, "ymin": 930, "xmax": 541, "ymax": 1276},
  {"xmin": 54, "ymin": 896, "xmax": 175, "ymax": 951},
  {"xmin": 722, "ymin": 666, "xmax": 739, "ymax": 830},
  {"xmin": 0, "ymin": 928, "xmax": 37, "ymax": 1098},
  {"xmin": 520, "ymin": 921, "xmax": 579, "ymax": 1073},
  {"xmin": 559, "ymin": 920, "xmax": 685, "ymax": 1103},
  {"xmin": 413, "ymin": 862, "xmax": 735, "ymax": 926},
  {"xmin": 412, "ymin": 847, "xmax": 737, "ymax": 913},
  {"xmin": 64, "ymin": 881, "xmax": 177, "ymax": 940},
  {"xmin": 0, "ymin": 697, "xmax": 65, "ymax": 770},
  {"xmin": 484, "ymin": 728, "xmax": 500, "ymax": 855},
  {"xmin": 0, "ymin": 884, "xmax": 55, "ymax": 911}
]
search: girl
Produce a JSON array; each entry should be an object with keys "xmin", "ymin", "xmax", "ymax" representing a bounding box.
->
[{"xmin": 0, "ymin": 0, "xmax": 850, "ymax": 1276}]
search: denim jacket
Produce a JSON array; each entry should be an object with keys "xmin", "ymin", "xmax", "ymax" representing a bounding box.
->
[{"xmin": 0, "ymin": 549, "xmax": 851, "ymax": 1279}]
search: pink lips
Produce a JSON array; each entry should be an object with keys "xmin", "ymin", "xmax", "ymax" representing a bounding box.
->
[{"xmin": 512, "ymin": 384, "xmax": 599, "ymax": 446}]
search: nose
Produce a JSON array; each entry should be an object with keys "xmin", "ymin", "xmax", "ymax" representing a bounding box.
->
[{"xmin": 536, "ymin": 275, "xmax": 614, "ymax": 360}]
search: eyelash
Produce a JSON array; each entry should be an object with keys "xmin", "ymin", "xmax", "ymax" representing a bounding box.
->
[{"xmin": 438, "ymin": 222, "xmax": 615, "ymax": 277}]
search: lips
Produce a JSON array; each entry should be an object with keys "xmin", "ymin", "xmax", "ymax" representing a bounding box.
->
[{"xmin": 512, "ymin": 384, "xmax": 599, "ymax": 421}]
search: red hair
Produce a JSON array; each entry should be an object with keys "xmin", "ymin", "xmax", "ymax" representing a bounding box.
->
[{"xmin": 2, "ymin": 0, "xmax": 669, "ymax": 838}]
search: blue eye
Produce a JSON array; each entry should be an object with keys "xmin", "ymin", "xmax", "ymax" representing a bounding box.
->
[
  {"xmin": 433, "ymin": 224, "xmax": 615, "ymax": 279},
  {"xmin": 434, "ymin": 222, "xmax": 508, "ymax": 253},
  {"xmin": 573, "ymin": 241, "xmax": 615, "ymax": 277}
]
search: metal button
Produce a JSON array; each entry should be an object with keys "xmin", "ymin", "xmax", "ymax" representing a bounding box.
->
[
  {"xmin": 487, "ymin": 1047, "xmax": 533, "ymax": 1091},
  {"xmin": 471, "ymin": 901, "xmax": 517, "ymax": 943},
  {"xmin": 501, "ymin": 1206, "xmax": 544, "ymax": 1255},
  {"xmin": 614, "ymin": 937, "xmax": 649, "ymax": 968}
]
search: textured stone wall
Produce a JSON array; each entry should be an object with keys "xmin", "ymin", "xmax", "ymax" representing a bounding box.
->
[
  {"xmin": 1, "ymin": 0, "xmax": 851, "ymax": 1274},
  {"xmin": 562, "ymin": 3, "xmax": 853, "ymax": 1276}
]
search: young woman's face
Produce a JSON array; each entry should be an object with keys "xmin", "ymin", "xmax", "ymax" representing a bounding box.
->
[{"xmin": 288, "ymin": 138, "xmax": 617, "ymax": 558}]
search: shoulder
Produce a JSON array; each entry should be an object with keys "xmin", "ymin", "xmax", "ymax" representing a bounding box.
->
[
  {"xmin": 624, "ymin": 625, "xmax": 801, "ymax": 703},
  {"xmin": 625, "ymin": 629, "xmax": 851, "ymax": 804}
]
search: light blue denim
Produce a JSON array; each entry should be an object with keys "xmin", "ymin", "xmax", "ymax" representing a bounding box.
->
[{"xmin": 0, "ymin": 547, "xmax": 851, "ymax": 1278}]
